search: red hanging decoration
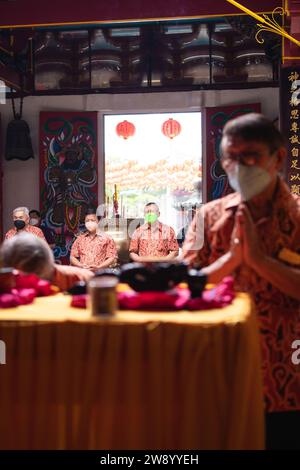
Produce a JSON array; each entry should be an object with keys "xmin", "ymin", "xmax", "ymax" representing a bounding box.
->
[
  {"xmin": 162, "ymin": 118, "xmax": 181, "ymax": 139},
  {"xmin": 116, "ymin": 120, "xmax": 135, "ymax": 139}
]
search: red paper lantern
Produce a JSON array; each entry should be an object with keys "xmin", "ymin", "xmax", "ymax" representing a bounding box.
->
[
  {"xmin": 162, "ymin": 118, "xmax": 181, "ymax": 139},
  {"xmin": 116, "ymin": 120, "xmax": 135, "ymax": 139}
]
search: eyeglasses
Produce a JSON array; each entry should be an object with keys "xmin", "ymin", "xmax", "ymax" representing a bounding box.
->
[{"xmin": 221, "ymin": 151, "xmax": 267, "ymax": 168}]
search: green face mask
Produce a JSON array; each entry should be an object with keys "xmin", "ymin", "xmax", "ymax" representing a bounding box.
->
[{"xmin": 145, "ymin": 212, "xmax": 158, "ymax": 224}]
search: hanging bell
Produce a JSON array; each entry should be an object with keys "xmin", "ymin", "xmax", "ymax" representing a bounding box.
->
[{"xmin": 5, "ymin": 113, "xmax": 34, "ymax": 161}]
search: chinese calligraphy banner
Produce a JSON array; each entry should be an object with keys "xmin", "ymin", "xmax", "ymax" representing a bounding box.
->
[
  {"xmin": 280, "ymin": 67, "xmax": 300, "ymax": 197},
  {"xmin": 39, "ymin": 111, "xmax": 98, "ymax": 263}
]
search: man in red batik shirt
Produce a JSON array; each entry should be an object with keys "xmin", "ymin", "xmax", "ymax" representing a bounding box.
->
[
  {"xmin": 70, "ymin": 210, "xmax": 117, "ymax": 272},
  {"xmin": 183, "ymin": 113, "xmax": 300, "ymax": 450},
  {"xmin": 5, "ymin": 206, "xmax": 46, "ymax": 241},
  {"xmin": 129, "ymin": 202, "xmax": 179, "ymax": 261}
]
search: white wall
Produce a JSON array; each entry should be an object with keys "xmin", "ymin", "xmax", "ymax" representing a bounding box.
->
[{"xmin": 0, "ymin": 87, "xmax": 279, "ymax": 234}]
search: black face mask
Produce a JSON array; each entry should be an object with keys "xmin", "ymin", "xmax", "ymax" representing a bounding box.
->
[{"xmin": 14, "ymin": 220, "xmax": 26, "ymax": 230}]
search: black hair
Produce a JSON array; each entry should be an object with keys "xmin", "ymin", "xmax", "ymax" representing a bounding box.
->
[
  {"xmin": 85, "ymin": 207, "xmax": 97, "ymax": 215},
  {"xmin": 222, "ymin": 113, "xmax": 286, "ymax": 154},
  {"xmin": 29, "ymin": 209, "xmax": 41, "ymax": 217},
  {"xmin": 145, "ymin": 202, "xmax": 159, "ymax": 208}
]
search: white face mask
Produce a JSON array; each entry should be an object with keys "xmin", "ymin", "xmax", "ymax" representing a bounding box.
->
[
  {"xmin": 30, "ymin": 218, "xmax": 39, "ymax": 226},
  {"xmin": 226, "ymin": 163, "xmax": 272, "ymax": 201},
  {"xmin": 85, "ymin": 221, "xmax": 98, "ymax": 232}
]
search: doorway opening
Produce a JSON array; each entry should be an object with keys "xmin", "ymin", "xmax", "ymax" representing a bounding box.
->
[{"xmin": 104, "ymin": 111, "xmax": 202, "ymax": 233}]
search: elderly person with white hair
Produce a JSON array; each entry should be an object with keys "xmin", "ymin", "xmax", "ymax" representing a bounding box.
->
[
  {"xmin": 0, "ymin": 233, "xmax": 93, "ymax": 291},
  {"xmin": 5, "ymin": 206, "xmax": 46, "ymax": 241}
]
